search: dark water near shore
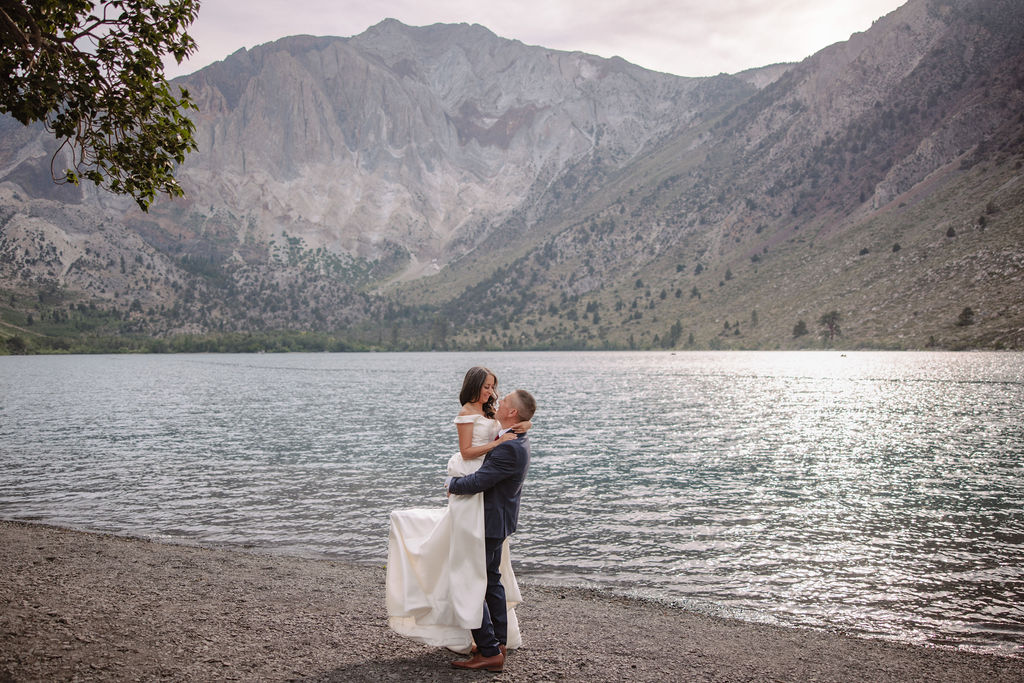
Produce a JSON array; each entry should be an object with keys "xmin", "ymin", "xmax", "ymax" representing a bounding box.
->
[{"xmin": 1, "ymin": 351, "xmax": 1022, "ymax": 656}]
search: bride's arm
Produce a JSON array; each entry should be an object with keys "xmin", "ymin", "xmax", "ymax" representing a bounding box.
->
[
  {"xmin": 511, "ymin": 420, "xmax": 532, "ymax": 434},
  {"xmin": 458, "ymin": 421, "xmax": 515, "ymax": 460}
]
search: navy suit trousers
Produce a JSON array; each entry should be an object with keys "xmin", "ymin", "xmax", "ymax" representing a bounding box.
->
[{"xmin": 472, "ymin": 535, "xmax": 507, "ymax": 657}]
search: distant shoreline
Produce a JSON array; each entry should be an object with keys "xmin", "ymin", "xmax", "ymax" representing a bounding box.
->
[
  {"xmin": 3, "ymin": 520, "xmax": 1021, "ymax": 682},
  {"xmin": 4, "ymin": 342, "xmax": 1022, "ymax": 356},
  {"xmin": 2, "ymin": 322, "xmax": 1018, "ymax": 355}
]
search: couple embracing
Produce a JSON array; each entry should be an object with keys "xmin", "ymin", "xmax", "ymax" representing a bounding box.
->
[{"xmin": 386, "ymin": 366, "xmax": 537, "ymax": 673}]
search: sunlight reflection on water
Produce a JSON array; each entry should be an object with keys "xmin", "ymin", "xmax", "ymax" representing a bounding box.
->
[{"xmin": 1, "ymin": 351, "xmax": 1022, "ymax": 655}]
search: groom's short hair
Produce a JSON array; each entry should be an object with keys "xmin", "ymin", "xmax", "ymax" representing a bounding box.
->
[{"xmin": 509, "ymin": 389, "xmax": 536, "ymax": 421}]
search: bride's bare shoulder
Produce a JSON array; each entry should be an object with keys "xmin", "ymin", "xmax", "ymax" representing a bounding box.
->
[{"xmin": 456, "ymin": 404, "xmax": 484, "ymax": 419}]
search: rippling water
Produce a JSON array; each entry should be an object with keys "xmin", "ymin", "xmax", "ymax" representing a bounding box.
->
[{"xmin": 1, "ymin": 351, "xmax": 1022, "ymax": 656}]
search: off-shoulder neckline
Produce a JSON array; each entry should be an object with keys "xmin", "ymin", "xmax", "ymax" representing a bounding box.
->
[{"xmin": 454, "ymin": 411, "xmax": 493, "ymax": 422}]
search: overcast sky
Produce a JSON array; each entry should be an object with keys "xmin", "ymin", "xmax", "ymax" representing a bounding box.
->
[{"xmin": 164, "ymin": 0, "xmax": 908, "ymax": 80}]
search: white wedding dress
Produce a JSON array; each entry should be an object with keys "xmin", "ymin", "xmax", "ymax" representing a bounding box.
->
[{"xmin": 386, "ymin": 413, "xmax": 522, "ymax": 653}]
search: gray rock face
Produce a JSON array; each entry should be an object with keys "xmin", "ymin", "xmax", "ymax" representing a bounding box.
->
[
  {"xmin": 2, "ymin": 0, "xmax": 1022, "ymax": 349},
  {"xmin": 167, "ymin": 20, "xmax": 720, "ymax": 275}
]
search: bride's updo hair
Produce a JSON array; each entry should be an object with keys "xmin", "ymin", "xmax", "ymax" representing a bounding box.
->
[{"xmin": 460, "ymin": 366, "xmax": 498, "ymax": 418}]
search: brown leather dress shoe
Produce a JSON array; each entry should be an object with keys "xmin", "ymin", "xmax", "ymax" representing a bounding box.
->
[{"xmin": 451, "ymin": 651, "xmax": 504, "ymax": 672}]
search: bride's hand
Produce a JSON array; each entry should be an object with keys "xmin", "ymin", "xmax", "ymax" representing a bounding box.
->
[
  {"xmin": 511, "ymin": 420, "xmax": 532, "ymax": 434},
  {"xmin": 497, "ymin": 432, "xmax": 518, "ymax": 444}
]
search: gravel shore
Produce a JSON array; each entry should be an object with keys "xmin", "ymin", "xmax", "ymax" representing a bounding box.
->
[{"xmin": 1, "ymin": 520, "xmax": 1021, "ymax": 682}]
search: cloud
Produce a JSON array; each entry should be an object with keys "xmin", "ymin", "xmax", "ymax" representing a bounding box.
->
[{"xmin": 164, "ymin": 0, "xmax": 907, "ymax": 79}]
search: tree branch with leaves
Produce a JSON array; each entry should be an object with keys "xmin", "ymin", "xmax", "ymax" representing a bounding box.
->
[{"xmin": 0, "ymin": 0, "xmax": 200, "ymax": 210}]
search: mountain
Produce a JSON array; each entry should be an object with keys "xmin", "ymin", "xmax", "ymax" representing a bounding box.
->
[{"xmin": 1, "ymin": 0, "xmax": 1022, "ymax": 352}]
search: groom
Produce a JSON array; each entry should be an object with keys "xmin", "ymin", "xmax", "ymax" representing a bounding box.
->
[{"xmin": 446, "ymin": 388, "xmax": 536, "ymax": 673}]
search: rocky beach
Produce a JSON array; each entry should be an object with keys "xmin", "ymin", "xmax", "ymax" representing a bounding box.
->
[{"xmin": 2, "ymin": 521, "xmax": 1022, "ymax": 681}]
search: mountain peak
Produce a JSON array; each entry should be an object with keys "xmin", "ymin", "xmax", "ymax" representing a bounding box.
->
[{"xmin": 358, "ymin": 18, "xmax": 498, "ymax": 42}]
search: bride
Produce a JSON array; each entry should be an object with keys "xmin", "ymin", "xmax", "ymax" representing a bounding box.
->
[{"xmin": 386, "ymin": 366, "xmax": 528, "ymax": 653}]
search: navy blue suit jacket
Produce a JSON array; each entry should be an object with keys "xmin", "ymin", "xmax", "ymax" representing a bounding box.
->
[{"xmin": 448, "ymin": 433, "xmax": 530, "ymax": 540}]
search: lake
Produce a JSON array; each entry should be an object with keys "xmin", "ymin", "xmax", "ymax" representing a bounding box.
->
[{"xmin": 1, "ymin": 351, "xmax": 1022, "ymax": 656}]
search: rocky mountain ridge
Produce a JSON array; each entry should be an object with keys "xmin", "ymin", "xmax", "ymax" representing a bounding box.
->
[
  {"xmin": 412, "ymin": 0, "xmax": 1024, "ymax": 351},
  {"xmin": 1, "ymin": 0, "xmax": 1022, "ymax": 351},
  {"xmin": 170, "ymin": 20, "xmax": 734, "ymax": 271}
]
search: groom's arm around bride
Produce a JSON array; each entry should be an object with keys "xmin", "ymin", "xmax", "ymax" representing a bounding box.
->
[{"xmin": 446, "ymin": 389, "xmax": 536, "ymax": 672}]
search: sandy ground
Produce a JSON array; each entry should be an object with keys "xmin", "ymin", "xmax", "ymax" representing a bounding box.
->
[{"xmin": 1, "ymin": 520, "xmax": 1021, "ymax": 682}]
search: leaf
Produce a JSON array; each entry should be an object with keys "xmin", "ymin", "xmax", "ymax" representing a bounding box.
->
[{"xmin": 0, "ymin": 0, "xmax": 201, "ymax": 209}]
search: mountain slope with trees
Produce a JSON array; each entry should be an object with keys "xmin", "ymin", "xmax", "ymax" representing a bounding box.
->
[{"xmin": 1, "ymin": 0, "xmax": 1022, "ymax": 353}]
